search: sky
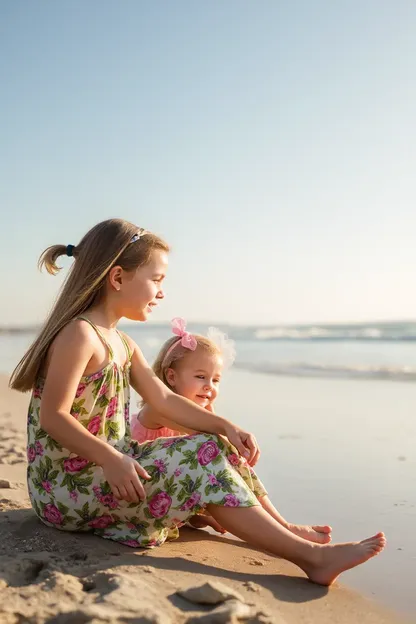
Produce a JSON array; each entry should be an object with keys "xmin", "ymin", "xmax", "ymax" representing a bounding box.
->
[{"xmin": 1, "ymin": 1, "xmax": 416, "ymax": 327}]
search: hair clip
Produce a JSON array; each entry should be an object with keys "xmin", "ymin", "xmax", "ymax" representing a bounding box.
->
[{"xmin": 130, "ymin": 228, "xmax": 146, "ymax": 244}]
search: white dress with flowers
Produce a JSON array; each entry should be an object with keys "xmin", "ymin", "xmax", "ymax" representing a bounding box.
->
[{"xmin": 26, "ymin": 318, "xmax": 264, "ymax": 547}]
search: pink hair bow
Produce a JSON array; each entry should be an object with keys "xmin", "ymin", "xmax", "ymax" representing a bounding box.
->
[{"xmin": 171, "ymin": 317, "xmax": 197, "ymax": 351}]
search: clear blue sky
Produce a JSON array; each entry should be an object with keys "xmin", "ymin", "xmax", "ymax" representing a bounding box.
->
[{"xmin": 1, "ymin": 1, "xmax": 416, "ymax": 326}]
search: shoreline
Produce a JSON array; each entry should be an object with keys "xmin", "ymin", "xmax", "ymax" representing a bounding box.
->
[{"xmin": 0, "ymin": 374, "xmax": 409, "ymax": 623}]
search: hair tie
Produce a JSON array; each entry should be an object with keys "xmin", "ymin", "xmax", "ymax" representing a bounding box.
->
[{"xmin": 66, "ymin": 244, "xmax": 75, "ymax": 257}]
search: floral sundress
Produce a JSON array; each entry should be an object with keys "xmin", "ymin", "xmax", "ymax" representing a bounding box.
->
[{"xmin": 27, "ymin": 318, "xmax": 264, "ymax": 547}]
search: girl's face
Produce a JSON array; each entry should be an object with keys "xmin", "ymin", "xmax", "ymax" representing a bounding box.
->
[
  {"xmin": 166, "ymin": 349, "xmax": 223, "ymax": 409},
  {"xmin": 112, "ymin": 249, "xmax": 168, "ymax": 321}
]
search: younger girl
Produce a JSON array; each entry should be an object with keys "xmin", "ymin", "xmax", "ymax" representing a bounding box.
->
[
  {"xmin": 10, "ymin": 218, "xmax": 385, "ymax": 587},
  {"xmin": 131, "ymin": 319, "xmax": 332, "ymax": 544}
]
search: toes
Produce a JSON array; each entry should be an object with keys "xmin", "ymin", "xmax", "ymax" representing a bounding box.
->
[
  {"xmin": 313, "ymin": 525, "xmax": 332, "ymax": 534},
  {"xmin": 362, "ymin": 533, "xmax": 385, "ymax": 545}
]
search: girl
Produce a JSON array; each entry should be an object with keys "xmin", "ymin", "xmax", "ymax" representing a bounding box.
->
[
  {"xmin": 131, "ymin": 320, "xmax": 332, "ymax": 543},
  {"xmin": 10, "ymin": 218, "xmax": 385, "ymax": 586}
]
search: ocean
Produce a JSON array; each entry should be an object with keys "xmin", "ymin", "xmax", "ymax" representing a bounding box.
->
[{"xmin": 3, "ymin": 320, "xmax": 416, "ymax": 382}]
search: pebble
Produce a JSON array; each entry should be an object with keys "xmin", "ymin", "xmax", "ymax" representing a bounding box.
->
[
  {"xmin": 186, "ymin": 599, "xmax": 253, "ymax": 623},
  {"xmin": 178, "ymin": 581, "xmax": 245, "ymax": 605}
]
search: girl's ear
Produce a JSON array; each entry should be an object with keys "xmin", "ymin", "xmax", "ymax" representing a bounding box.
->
[
  {"xmin": 108, "ymin": 265, "xmax": 123, "ymax": 292},
  {"xmin": 165, "ymin": 368, "xmax": 176, "ymax": 387}
]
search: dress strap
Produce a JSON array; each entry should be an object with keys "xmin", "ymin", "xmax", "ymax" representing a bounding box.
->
[
  {"xmin": 76, "ymin": 316, "xmax": 115, "ymax": 360},
  {"xmin": 116, "ymin": 330, "xmax": 133, "ymax": 361}
]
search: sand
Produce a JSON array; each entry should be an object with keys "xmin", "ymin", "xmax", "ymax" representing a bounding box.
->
[{"xmin": 0, "ymin": 375, "xmax": 409, "ymax": 624}]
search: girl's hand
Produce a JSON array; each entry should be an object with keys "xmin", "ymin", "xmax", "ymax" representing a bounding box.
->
[
  {"xmin": 188, "ymin": 513, "xmax": 226, "ymax": 534},
  {"xmin": 223, "ymin": 422, "xmax": 260, "ymax": 467},
  {"xmin": 101, "ymin": 450, "xmax": 151, "ymax": 502}
]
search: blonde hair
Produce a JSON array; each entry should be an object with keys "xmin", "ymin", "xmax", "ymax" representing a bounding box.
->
[
  {"xmin": 153, "ymin": 335, "xmax": 221, "ymax": 390},
  {"xmin": 10, "ymin": 218, "xmax": 169, "ymax": 392}
]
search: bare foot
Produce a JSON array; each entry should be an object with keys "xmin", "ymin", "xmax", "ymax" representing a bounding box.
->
[
  {"xmin": 288, "ymin": 523, "xmax": 332, "ymax": 544},
  {"xmin": 303, "ymin": 532, "xmax": 386, "ymax": 586}
]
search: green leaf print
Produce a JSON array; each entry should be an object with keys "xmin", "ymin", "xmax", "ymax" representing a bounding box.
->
[
  {"xmin": 71, "ymin": 399, "xmax": 89, "ymax": 418},
  {"xmin": 178, "ymin": 450, "xmax": 199, "ymax": 471},
  {"xmin": 35, "ymin": 429, "xmax": 47, "ymax": 441},
  {"xmin": 105, "ymin": 420, "xmax": 120, "ymax": 441},
  {"xmin": 217, "ymin": 437, "xmax": 226, "ymax": 452},
  {"xmin": 135, "ymin": 444, "xmax": 154, "ymax": 462},
  {"xmin": 179, "ymin": 474, "xmax": 197, "ymax": 494},
  {"xmin": 75, "ymin": 504, "xmax": 99, "ymax": 528},
  {"xmin": 215, "ymin": 469, "xmax": 237, "ymax": 493},
  {"xmin": 77, "ymin": 476, "xmax": 94, "ymax": 487},
  {"xmin": 101, "ymin": 482, "xmax": 112, "ymax": 495},
  {"xmin": 62, "ymin": 473, "xmax": 94, "ymax": 494},
  {"xmin": 164, "ymin": 475, "xmax": 178, "ymax": 497},
  {"xmin": 127, "ymin": 517, "xmax": 150, "ymax": 536},
  {"xmin": 211, "ymin": 454, "xmax": 223, "ymax": 466},
  {"xmin": 32, "ymin": 498, "xmax": 41, "ymax": 517},
  {"xmin": 134, "ymin": 522, "xmax": 150, "ymax": 536},
  {"xmin": 75, "ymin": 502, "xmax": 95, "ymax": 520},
  {"xmin": 177, "ymin": 474, "xmax": 203, "ymax": 503},
  {"xmin": 29, "ymin": 407, "xmax": 39, "ymax": 427},
  {"xmin": 57, "ymin": 502, "xmax": 69, "ymax": 515},
  {"xmin": 177, "ymin": 488, "xmax": 186, "ymax": 503},
  {"xmin": 61, "ymin": 474, "xmax": 74, "ymax": 490},
  {"xmin": 164, "ymin": 439, "xmax": 187, "ymax": 457},
  {"xmin": 35, "ymin": 456, "xmax": 56, "ymax": 483},
  {"xmin": 97, "ymin": 394, "xmax": 110, "ymax": 409},
  {"xmin": 32, "ymin": 480, "xmax": 45, "ymax": 496},
  {"xmin": 145, "ymin": 465, "xmax": 162, "ymax": 483},
  {"xmin": 45, "ymin": 437, "xmax": 63, "ymax": 452},
  {"xmin": 91, "ymin": 377, "xmax": 104, "ymax": 398}
]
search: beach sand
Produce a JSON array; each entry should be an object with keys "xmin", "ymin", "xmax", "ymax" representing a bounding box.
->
[{"xmin": 0, "ymin": 375, "xmax": 409, "ymax": 624}]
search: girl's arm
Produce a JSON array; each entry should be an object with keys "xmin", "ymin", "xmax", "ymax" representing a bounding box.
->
[
  {"xmin": 40, "ymin": 321, "xmax": 150, "ymax": 502},
  {"xmin": 140, "ymin": 407, "xmax": 196, "ymax": 435},
  {"xmin": 125, "ymin": 334, "xmax": 259, "ymax": 464}
]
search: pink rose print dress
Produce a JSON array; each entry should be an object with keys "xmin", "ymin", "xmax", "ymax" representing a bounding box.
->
[
  {"xmin": 131, "ymin": 411, "xmax": 267, "ymax": 500},
  {"xmin": 27, "ymin": 318, "xmax": 262, "ymax": 547}
]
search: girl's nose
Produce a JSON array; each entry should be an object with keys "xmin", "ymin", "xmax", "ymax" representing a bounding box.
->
[{"xmin": 156, "ymin": 289, "xmax": 165, "ymax": 300}]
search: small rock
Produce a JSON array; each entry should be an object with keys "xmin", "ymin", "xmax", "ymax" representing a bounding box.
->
[
  {"xmin": 249, "ymin": 560, "xmax": 264, "ymax": 566},
  {"xmin": 178, "ymin": 581, "xmax": 245, "ymax": 605},
  {"xmin": 0, "ymin": 479, "xmax": 13, "ymax": 489},
  {"xmin": 186, "ymin": 599, "xmax": 253, "ymax": 623},
  {"xmin": 68, "ymin": 552, "xmax": 88, "ymax": 562},
  {"xmin": 142, "ymin": 566, "xmax": 155, "ymax": 573},
  {"xmin": 243, "ymin": 581, "xmax": 259, "ymax": 593}
]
